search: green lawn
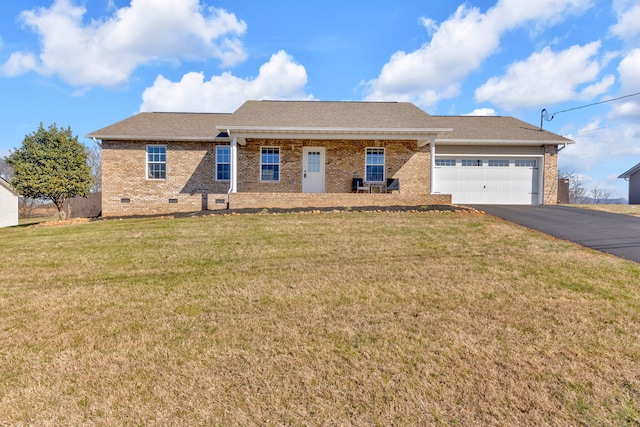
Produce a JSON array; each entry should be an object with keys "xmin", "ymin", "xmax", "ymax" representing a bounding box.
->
[{"xmin": 1, "ymin": 211, "xmax": 639, "ymax": 425}]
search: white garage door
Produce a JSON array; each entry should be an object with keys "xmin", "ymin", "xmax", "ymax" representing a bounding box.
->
[{"xmin": 433, "ymin": 157, "xmax": 540, "ymax": 204}]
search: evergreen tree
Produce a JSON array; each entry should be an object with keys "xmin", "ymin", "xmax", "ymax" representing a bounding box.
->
[{"xmin": 7, "ymin": 123, "xmax": 93, "ymax": 219}]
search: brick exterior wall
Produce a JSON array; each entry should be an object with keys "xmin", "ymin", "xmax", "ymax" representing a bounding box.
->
[
  {"xmin": 102, "ymin": 140, "xmax": 230, "ymax": 217},
  {"xmin": 237, "ymin": 139, "xmax": 430, "ymax": 193},
  {"xmin": 229, "ymin": 193, "xmax": 451, "ymax": 209},
  {"xmin": 101, "ymin": 139, "xmax": 560, "ymax": 217},
  {"xmin": 543, "ymin": 145, "xmax": 559, "ymax": 204}
]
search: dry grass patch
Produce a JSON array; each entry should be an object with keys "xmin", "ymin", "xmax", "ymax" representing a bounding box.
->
[
  {"xmin": 571, "ymin": 203, "xmax": 640, "ymax": 217},
  {"xmin": 1, "ymin": 212, "xmax": 639, "ymax": 426}
]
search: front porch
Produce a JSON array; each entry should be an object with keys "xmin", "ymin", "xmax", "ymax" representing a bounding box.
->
[{"xmin": 226, "ymin": 192, "xmax": 452, "ymax": 210}]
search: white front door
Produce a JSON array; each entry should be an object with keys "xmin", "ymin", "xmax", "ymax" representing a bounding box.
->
[{"xmin": 302, "ymin": 147, "xmax": 325, "ymax": 193}]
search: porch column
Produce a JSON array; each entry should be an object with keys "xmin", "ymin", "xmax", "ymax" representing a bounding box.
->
[
  {"xmin": 430, "ymin": 136, "xmax": 436, "ymax": 194},
  {"xmin": 231, "ymin": 135, "xmax": 238, "ymax": 193}
]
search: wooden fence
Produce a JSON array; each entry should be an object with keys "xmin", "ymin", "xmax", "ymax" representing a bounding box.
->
[{"xmin": 63, "ymin": 192, "xmax": 102, "ymax": 218}]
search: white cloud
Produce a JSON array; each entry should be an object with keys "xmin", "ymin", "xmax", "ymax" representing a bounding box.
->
[
  {"xmin": 0, "ymin": 0, "xmax": 247, "ymax": 87},
  {"xmin": 475, "ymin": 42, "xmax": 615, "ymax": 110},
  {"xmin": 611, "ymin": 2, "xmax": 640, "ymax": 42},
  {"xmin": 609, "ymin": 49, "xmax": 640, "ymax": 121},
  {"xmin": 140, "ymin": 51, "xmax": 312, "ymax": 113},
  {"xmin": 463, "ymin": 108, "xmax": 497, "ymax": 116},
  {"xmin": 363, "ymin": 0, "xmax": 592, "ymax": 108},
  {"xmin": 562, "ymin": 119, "xmax": 640, "ymax": 173},
  {"xmin": 0, "ymin": 52, "xmax": 38, "ymax": 77}
]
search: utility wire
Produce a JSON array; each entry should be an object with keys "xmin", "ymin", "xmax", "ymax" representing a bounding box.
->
[{"xmin": 540, "ymin": 91, "xmax": 640, "ymax": 130}]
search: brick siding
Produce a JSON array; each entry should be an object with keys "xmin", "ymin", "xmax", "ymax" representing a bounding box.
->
[
  {"xmin": 102, "ymin": 139, "xmax": 559, "ymax": 217},
  {"xmin": 543, "ymin": 145, "xmax": 559, "ymax": 204},
  {"xmin": 229, "ymin": 193, "xmax": 451, "ymax": 209}
]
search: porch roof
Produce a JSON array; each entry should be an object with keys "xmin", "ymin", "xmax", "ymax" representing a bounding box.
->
[{"xmin": 216, "ymin": 100, "xmax": 452, "ymax": 144}]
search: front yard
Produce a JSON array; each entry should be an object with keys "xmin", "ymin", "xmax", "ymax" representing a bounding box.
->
[{"xmin": 1, "ymin": 211, "xmax": 639, "ymax": 425}]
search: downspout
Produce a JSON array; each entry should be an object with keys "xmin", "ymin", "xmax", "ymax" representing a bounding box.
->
[
  {"xmin": 430, "ymin": 136, "xmax": 436, "ymax": 194},
  {"xmin": 226, "ymin": 133, "xmax": 237, "ymax": 209}
]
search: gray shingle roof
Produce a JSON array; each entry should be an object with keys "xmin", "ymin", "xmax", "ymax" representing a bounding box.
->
[
  {"xmin": 218, "ymin": 100, "xmax": 437, "ymax": 129},
  {"xmin": 85, "ymin": 101, "xmax": 572, "ymax": 146},
  {"xmin": 429, "ymin": 116, "xmax": 572, "ymax": 144},
  {"xmin": 86, "ymin": 112, "xmax": 231, "ymax": 141}
]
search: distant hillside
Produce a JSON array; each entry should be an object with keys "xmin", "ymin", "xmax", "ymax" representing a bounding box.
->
[{"xmin": 574, "ymin": 197, "xmax": 627, "ymax": 205}]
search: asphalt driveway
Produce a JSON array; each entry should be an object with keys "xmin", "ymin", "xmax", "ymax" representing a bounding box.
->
[{"xmin": 474, "ymin": 205, "xmax": 640, "ymax": 264}]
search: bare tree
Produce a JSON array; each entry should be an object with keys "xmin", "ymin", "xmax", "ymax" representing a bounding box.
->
[
  {"xmin": 591, "ymin": 186, "xmax": 611, "ymax": 204},
  {"xmin": 86, "ymin": 143, "xmax": 102, "ymax": 192},
  {"xmin": 0, "ymin": 156, "xmax": 12, "ymax": 180}
]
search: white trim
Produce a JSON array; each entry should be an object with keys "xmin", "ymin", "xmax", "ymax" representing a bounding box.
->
[
  {"xmin": 215, "ymin": 145, "xmax": 231, "ymax": 182},
  {"xmin": 436, "ymin": 153, "xmax": 542, "ymax": 157},
  {"xmin": 260, "ymin": 146, "xmax": 281, "ymax": 182},
  {"xmin": 435, "ymin": 138, "xmax": 573, "ymax": 146},
  {"xmin": 365, "ymin": 147, "xmax": 385, "ymax": 183},
  {"xmin": 88, "ymin": 135, "xmax": 230, "ymax": 142},
  {"xmin": 231, "ymin": 136, "xmax": 238, "ymax": 192},
  {"xmin": 221, "ymin": 127, "xmax": 449, "ymax": 144},
  {"xmin": 146, "ymin": 144, "xmax": 166, "ymax": 180}
]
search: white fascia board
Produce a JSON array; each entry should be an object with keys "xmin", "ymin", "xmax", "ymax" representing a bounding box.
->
[
  {"xmin": 219, "ymin": 126, "xmax": 452, "ymax": 142},
  {"xmin": 0, "ymin": 178, "xmax": 17, "ymax": 195},
  {"xmin": 618, "ymin": 163, "xmax": 640, "ymax": 179},
  {"xmin": 435, "ymin": 138, "xmax": 574, "ymax": 146},
  {"xmin": 85, "ymin": 135, "xmax": 230, "ymax": 142}
]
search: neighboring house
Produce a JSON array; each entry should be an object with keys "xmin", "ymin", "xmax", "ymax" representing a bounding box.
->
[
  {"xmin": 0, "ymin": 177, "xmax": 19, "ymax": 228},
  {"xmin": 618, "ymin": 162, "xmax": 640, "ymax": 204},
  {"xmin": 87, "ymin": 100, "xmax": 573, "ymax": 217}
]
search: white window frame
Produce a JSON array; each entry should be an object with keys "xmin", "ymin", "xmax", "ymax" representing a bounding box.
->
[
  {"xmin": 461, "ymin": 159, "xmax": 483, "ymax": 167},
  {"xmin": 435, "ymin": 159, "xmax": 456, "ymax": 167},
  {"xmin": 260, "ymin": 147, "xmax": 280, "ymax": 182},
  {"xmin": 365, "ymin": 147, "xmax": 385, "ymax": 182},
  {"xmin": 515, "ymin": 159, "xmax": 537, "ymax": 167},
  {"xmin": 146, "ymin": 145, "xmax": 166, "ymax": 180},
  {"xmin": 216, "ymin": 146, "xmax": 231, "ymax": 182},
  {"xmin": 488, "ymin": 159, "xmax": 509, "ymax": 167}
]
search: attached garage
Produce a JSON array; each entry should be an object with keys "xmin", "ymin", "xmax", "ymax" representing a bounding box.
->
[
  {"xmin": 428, "ymin": 116, "xmax": 573, "ymax": 205},
  {"xmin": 433, "ymin": 156, "xmax": 540, "ymax": 204}
]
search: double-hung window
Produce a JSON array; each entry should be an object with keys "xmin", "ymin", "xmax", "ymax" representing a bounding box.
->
[
  {"xmin": 147, "ymin": 145, "xmax": 166, "ymax": 179},
  {"xmin": 216, "ymin": 146, "xmax": 231, "ymax": 181},
  {"xmin": 261, "ymin": 147, "xmax": 280, "ymax": 182},
  {"xmin": 366, "ymin": 148, "xmax": 384, "ymax": 182}
]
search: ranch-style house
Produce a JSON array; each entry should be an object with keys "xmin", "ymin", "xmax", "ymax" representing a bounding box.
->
[{"xmin": 87, "ymin": 100, "xmax": 572, "ymax": 217}]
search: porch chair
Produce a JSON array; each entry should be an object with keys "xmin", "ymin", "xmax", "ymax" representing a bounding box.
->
[
  {"xmin": 352, "ymin": 178, "xmax": 370, "ymax": 193},
  {"xmin": 385, "ymin": 178, "xmax": 400, "ymax": 193}
]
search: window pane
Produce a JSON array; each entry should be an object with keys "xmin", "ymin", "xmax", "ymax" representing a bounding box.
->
[
  {"xmin": 435, "ymin": 159, "xmax": 455, "ymax": 167},
  {"xmin": 462, "ymin": 159, "xmax": 482, "ymax": 167},
  {"xmin": 365, "ymin": 148, "xmax": 384, "ymax": 182},
  {"xmin": 515, "ymin": 159, "xmax": 537, "ymax": 167},
  {"xmin": 366, "ymin": 165, "xmax": 384, "ymax": 182},
  {"xmin": 488, "ymin": 159, "xmax": 509, "ymax": 167},
  {"xmin": 147, "ymin": 146, "xmax": 166, "ymax": 179},
  {"xmin": 217, "ymin": 164, "xmax": 230, "ymax": 181},
  {"xmin": 307, "ymin": 151, "xmax": 321, "ymax": 172},
  {"xmin": 261, "ymin": 147, "xmax": 280, "ymax": 181},
  {"xmin": 216, "ymin": 146, "xmax": 231, "ymax": 181}
]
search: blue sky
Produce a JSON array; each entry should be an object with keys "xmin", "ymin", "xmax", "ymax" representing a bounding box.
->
[{"xmin": 1, "ymin": 0, "xmax": 639, "ymax": 199}]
